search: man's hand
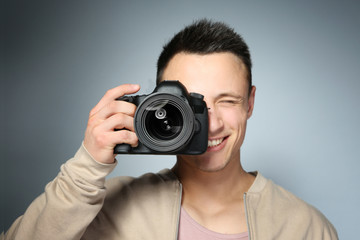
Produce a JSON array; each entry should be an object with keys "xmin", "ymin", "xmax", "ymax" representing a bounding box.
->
[{"xmin": 83, "ymin": 84, "xmax": 140, "ymax": 164}]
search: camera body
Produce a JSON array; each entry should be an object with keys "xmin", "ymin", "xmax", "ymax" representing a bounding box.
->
[{"xmin": 114, "ymin": 81, "xmax": 208, "ymax": 155}]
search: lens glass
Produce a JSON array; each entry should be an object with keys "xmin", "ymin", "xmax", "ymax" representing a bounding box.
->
[{"xmin": 145, "ymin": 100, "xmax": 183, "ymax": 140}]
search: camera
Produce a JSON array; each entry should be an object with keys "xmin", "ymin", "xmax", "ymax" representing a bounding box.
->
[{"xmin": 114, "ymin": 80, "xmax": 208, "ymax": 155}]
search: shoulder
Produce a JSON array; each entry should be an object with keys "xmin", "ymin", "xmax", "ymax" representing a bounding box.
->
[
  {"xmin": 248, "ymin": 172, "xmax": 324, "ymax": 215},
  {"xmin": 105, "ymin": 168, "xmax": 179, "ymax": 190},
  {"xmin": 103, "ymin": 168, "xmax": 181, "ymax": 205},
  {"xmin": 84, "ymin": 170, "xmax": 182, "ymax": 238},
  {"xmin": 246, "ymin": 172, "xmax": 338, "ymax": 239}
]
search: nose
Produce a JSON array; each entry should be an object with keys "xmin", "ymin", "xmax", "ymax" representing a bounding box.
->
[{"xmin": 207, "ymin": 107, "xmax": 224, "ymax": 135}]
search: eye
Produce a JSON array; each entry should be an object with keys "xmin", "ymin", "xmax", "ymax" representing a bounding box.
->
[
  {"xmin": 222, "ymin": 100, "xmax": 237, "ymax": 104},
  {"xmin": 216, "ymin": 94, "xmax": 245, "ymax": 107},
  {"xmin": 219, "ymin": 99, "xmax": 241, "ymax": 105}
]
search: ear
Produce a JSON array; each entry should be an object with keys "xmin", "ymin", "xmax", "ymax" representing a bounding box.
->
[{"xmin": 247, "ymin": 86, "xmax": 256, "ymax": 119}]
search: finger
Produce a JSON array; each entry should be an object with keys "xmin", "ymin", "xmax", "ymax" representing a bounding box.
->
[
  {"xmin": 87, "ymin": 113, "xmax": 137, "ymax": 149},
  {"xmin": 90, "ymin": 84, "xmax": 140, "ymax": 117},
  {"xmin": 99, "ymin": 113, "xmax": 136, "ymax": 132},
  {"xmin": 86, "ymin": 127, "xmax": 138, "ymax": 156},
  {"xmin": 91, "ymin": 100, "xmax": 137, "ymax": 122},
  {"xmin": 108, "ymin": 129, "xmax": 139, "ymax": 147}
]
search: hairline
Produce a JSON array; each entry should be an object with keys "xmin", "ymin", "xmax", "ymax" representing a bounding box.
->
[{"xmin": 156, "ymin": 50, "xmax": 252, "ymax": 96}]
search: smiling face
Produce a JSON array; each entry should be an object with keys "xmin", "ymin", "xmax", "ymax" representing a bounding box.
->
[{"xmin": 162, "ymin": 52, "xmax": 255, "ymax": 172}]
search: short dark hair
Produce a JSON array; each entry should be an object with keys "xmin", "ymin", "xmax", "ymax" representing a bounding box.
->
[{"xmin": 156, "ymin": 19, "xmax": 252, "ymax": 93}]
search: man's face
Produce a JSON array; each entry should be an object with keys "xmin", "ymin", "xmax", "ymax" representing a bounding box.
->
[{"xmin": 162, "ymin": 52, "xmax": 255, "ymax": 172}]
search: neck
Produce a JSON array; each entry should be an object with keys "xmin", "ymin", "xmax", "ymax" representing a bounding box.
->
[{"xmin": 172, "ymin": 154, "xmax": 254, "ymax": 206}]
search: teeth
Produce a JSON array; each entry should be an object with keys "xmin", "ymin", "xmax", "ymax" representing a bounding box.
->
[{"xmin": 208, "ymin": 138, "xmax": 224, "ymax": 147}]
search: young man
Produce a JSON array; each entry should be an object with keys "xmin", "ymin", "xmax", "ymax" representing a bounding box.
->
[{"xmin": 4, "ymin": 20, "xmax": 337, "ymax": 240}]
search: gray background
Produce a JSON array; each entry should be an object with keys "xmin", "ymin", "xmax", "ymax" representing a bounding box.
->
[{"xmin": 3, "ymin": 0, "xmax": 360, "ymax": 238}]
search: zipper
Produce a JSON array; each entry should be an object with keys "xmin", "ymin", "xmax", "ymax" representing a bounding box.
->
[
  {"xmin": 244, "ymin": 193, "xmax": 252, "ymax": 240},
  {"xmin": 175, "ymin": 182, "xmax": 183, "ymax": 240}
]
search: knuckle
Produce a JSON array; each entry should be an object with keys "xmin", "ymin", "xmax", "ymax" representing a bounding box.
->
[
  {"xmin": 119, "ymin": 130, "xmax": 136, "ymax": 142},
  {"xmin": 115, "ymin": 113, "xmax": 126, "ymax": 123},
  {"xmin": 87, "ymin": 116, "xmax": 96, "ymax": 126},
  {"xmin": 94, "ymin": 132, "xmax": 108, "ymax": 148},
  {"xmin": 105, "ymin": 88, "xmax": 115, "ymax": 96},
  {"xmin": 92, "ymin": 127, "xmax": 107, "ymax": 146},
  {"xmin": 129, "ymin": 104, "xmax": 137, "ymax": 115},
  {"xmin": 119, "ymin": 130, "xmax": 130, "ymax": 140},
  {"xmin": 108, "ymin": 100, "xmax": 118, "ymax": 111},
  {"xmin": 87, "ymin": 116, "xmax": 102, "ymax": 129},
  {"xmin": 89, "ymin": 107, "xmax": 97, "ymax": 117}
]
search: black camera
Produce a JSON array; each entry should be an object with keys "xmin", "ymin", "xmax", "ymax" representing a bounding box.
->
[{"xmin": 114, "ymin": 81, "xmax": 208, "ymax": 155}]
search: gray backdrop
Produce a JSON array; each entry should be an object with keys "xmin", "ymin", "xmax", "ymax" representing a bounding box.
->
[{"xmin": 3, "ymin": 0, "xmax": 360, "ymax": 238}]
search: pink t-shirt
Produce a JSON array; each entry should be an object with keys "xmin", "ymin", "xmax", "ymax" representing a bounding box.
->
[{"xmin": 178, "ymin": 207, "xmax": 249, "ymax": 240}]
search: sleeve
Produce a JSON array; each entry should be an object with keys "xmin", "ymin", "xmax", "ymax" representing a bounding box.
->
[{"xmin": 4, "ymin": 143, "xmax": 117, "ymax": 240}]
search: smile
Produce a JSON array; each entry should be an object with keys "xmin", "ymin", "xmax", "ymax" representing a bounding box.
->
[{"xmin": 208, "ymin": 138, "xmax": 224, "ymax": 148}]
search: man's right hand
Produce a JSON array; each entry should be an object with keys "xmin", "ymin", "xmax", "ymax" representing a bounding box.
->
[{"xmin": 83, "ymin": 84, "xmax": 141, "ymax": 164}]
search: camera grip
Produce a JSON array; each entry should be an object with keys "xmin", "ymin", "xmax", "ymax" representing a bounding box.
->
[
  {"xmin": 114, "ymin": 143, "xmax": 132, "ymax": 153},
  {"xmin": 116, "ymin": 95, "xmax": 134, "ymax": 102}
]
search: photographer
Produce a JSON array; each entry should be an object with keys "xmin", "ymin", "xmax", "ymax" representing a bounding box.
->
[{"xmin": 4, "ymin": 19, "xmax": 338, "ymax": 240}]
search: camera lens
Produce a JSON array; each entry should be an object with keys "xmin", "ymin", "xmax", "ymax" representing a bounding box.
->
[
  {"xmin": 146, "ymin": 105, "xmax": 182, "ymax": 140},
  {"xmin": 135, "ymin": 93, "xmax": 195, "ymax": 152},
  {"xmin": 155, "ymin": 108, "xmax": 167, "ymax": 119}
]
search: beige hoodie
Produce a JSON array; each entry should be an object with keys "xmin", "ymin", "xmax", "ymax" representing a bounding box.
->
[{"xmin": 4, "ymin": 144, "xmax": 338, "ymax": 240}]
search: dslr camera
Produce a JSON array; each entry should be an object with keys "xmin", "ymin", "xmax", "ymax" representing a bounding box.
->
[{"xmin": 114, "ymin": 80, "xmax": 208, "ymax": 155}]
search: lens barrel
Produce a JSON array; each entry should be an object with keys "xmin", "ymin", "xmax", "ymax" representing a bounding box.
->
[{"xmin": 134, "ymin": 93, "xmax": 195, "ymax": 152}]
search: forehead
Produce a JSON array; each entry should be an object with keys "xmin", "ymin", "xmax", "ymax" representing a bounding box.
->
[{"xmin": 162, "ymin": 52, "xmax": 248, "ymax": 97}]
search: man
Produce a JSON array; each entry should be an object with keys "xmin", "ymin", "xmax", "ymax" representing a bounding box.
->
[{"xmin": 4, "ymin": 19, "xmax": 337, "ymax": 240}]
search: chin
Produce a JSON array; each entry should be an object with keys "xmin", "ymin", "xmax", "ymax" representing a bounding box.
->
[
  {"xmin": 177, "ymin": 152, "xmax": 232, "ymax": 173},
  {"xmin": 196, "ymin": 158, "xmax": 230, "ymax": 173}
]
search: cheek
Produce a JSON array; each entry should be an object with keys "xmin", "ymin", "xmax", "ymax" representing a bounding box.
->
[
  {"xmin": 220, "ymin": 108, "xmax": 247, "ymax": 128},
  {"xmin": 222, "ymin": 110, "xmax": 248, "ymax": 142}
]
